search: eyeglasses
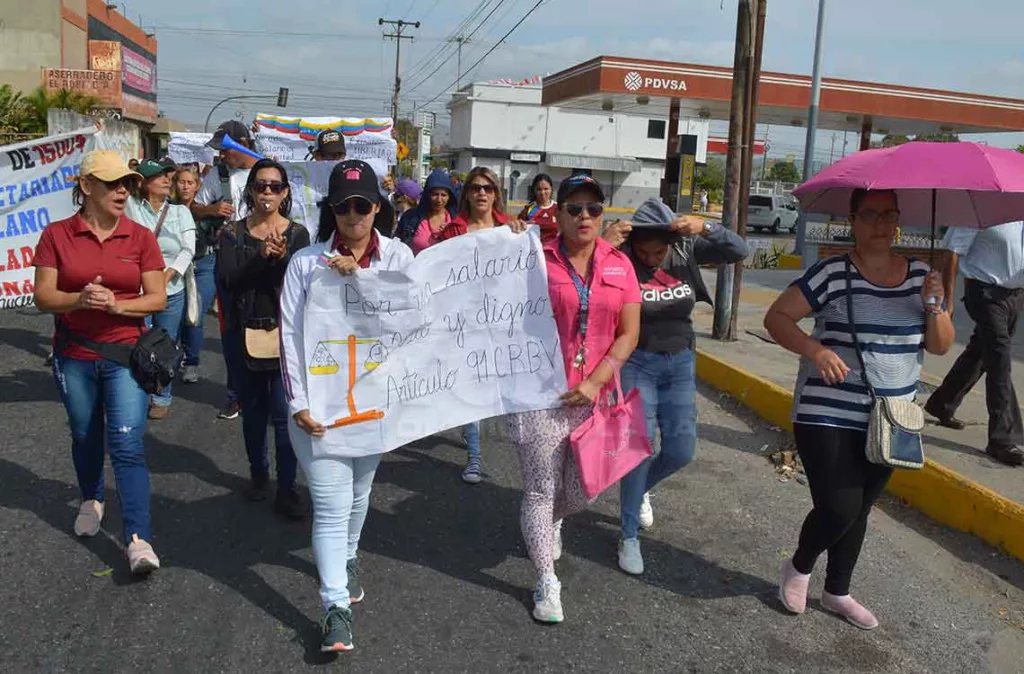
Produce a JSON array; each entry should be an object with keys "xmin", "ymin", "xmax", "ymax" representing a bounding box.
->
[
  {"xmin": 467, "ymin": 182, "xmax": 496, "ymax": 194},
  {"xmin": 95, "ymin": 176, "xmax": 137, "ymax": 191},
  {"xmin": 254, "ymin": 180, "xmax": 288, "ymax": 194},
  {"xmin": 855, "ymin": 208, "xmax": 900, "ymax": 225},
  {"xmin": 331, "ymin": 198, "xmax": 375, "ymax": 216},
  {"xmin": 563, "ymin": 202, "xmax": 605, "ymax": 218}
]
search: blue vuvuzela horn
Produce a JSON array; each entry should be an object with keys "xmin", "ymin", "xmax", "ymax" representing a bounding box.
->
[{"xmin": 220, "ymin": 134, "xmax": 264, "ymax": 161}]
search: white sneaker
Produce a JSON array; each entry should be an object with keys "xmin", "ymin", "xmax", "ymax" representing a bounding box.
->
[
  {"xmin": 618, "ymin": 538, "xmax": 644, "ymax": 575},
  {"xmin": 639, "ymin": 493, "xmax": 654, "ymax": 530},
  {"xmin": 532, "ymin": 576, "xmax": 564, "ymax": 623},
  {"xmin": 74, "ymin": 500, "xmax": 104, "ymax": 537},
  {"xmin": 552, "ymin": 519, "xmax": 563, "ymax": 561},
  {"xmin": 127, "ymin": 535, "xmax": 160, "ymax": 576},
  {"xmin": 181, "ymin": 365, "xmax": 199, "ymax": 384}
]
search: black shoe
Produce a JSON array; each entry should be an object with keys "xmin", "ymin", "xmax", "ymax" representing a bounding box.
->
[
  {"xmin": 923, "ymin": 400, "xmax": 965, "ymax": 430},
  {"xmin": 245, "ymin": 475, "xmax": 270, "ymax": 502},
  {"xmin": 274, "ymin": 487, "xmax": 306, "ymax": 520},
  {"xmin": 217, "ymin": 401, "xmax": 241, "ymax": 420},
  {"xmin": 319, "ymin": 605, "xmax": 354, "ymax": 653},
  {"xmin": 347, "ymin": 557, "xmax": 364, "ymax": 604},
  {"xmin": 986, "ymin": 445, "xmax": 1024, "ymax": 467}
]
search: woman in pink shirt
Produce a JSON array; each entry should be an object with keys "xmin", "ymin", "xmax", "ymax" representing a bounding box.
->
[
  {"xmin": 395, "ymin": 169, "xmax": 458, "ymax": 254},
  {"xmin": 507, "ymin": 174, "xmax": 641, "ymax": 624}
]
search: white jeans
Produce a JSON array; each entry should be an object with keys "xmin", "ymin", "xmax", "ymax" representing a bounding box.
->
[{"xmin": 290, "ymin": 420, "xmax": 382, "ymax": 611}]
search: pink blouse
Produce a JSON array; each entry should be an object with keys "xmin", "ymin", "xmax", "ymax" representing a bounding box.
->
[{"xmin": 410, "ymin": 212, "xmax": 452, "ymax": 255}]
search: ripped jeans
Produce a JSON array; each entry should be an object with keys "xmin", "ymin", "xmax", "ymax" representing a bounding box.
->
[{"xmin": 53, "ymin": 353, "xmax": 151, "ymax": 545}]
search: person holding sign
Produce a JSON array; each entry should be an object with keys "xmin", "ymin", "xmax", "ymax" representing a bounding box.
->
[
  {"xmin": 507, "ymin": 174, "xmax": 641, "ymax": 623},
  {"xmin": 217, "ymin": 159, "xmax": 310, "ymax": 520},
  {"xmin": 279, "ymin": 159, "xmax": 414, "ymax": 653},
  {"xmin": 33, "ymin": 150, "xmax": 167, "ymax": 575},
  {"xmin": 126, "ymin": 159, "xmax": 197, "ymax": 420},
  {"xmin": 603, "ymin": 198, "xmax": 748, "ymax": 575}
]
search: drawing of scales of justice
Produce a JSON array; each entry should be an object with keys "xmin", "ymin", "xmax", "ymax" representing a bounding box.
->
[{"xmin": 308, "ymin": 335, "xmax": 389, "ymax": 428}]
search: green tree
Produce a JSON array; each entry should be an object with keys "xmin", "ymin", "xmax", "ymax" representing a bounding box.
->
[
  {"xmin": 695, "ymin": 157, "xmax": 725, "ymax": 192},
  {"xmin": 17, "ymin": 87, "xmax": 102, "ymax": 135},
  {"xmin": 1015, "ymin": 144, "xmax": 1024, "ymax": 153},
  {"xmin": 913, "ymin": 131, "xmax": 959, "ymax": 143},
  {"xmin": 0, "ymin": 84, "xmax": 28, "ymax": 132},
  {"xmin": 767, "ymin": 160, "xmax": 801, "ymax": 183},
  {"xmin": 875, "ymin": 133, "xmax": 910, "ymax": 148}
]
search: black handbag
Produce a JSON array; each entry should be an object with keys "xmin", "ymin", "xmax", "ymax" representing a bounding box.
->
[{"xmin": 59, "ymin": 325, "xmax": 184, "ymax": 395}]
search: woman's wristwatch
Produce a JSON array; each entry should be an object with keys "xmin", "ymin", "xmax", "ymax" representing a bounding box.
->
[{"xmin": 701, "ymin": 220, "xmax": 714, "ymax": 236}]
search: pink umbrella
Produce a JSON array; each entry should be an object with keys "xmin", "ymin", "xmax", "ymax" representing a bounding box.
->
[{"xmin": 792, "ymin": 142, "xmax": 1024, "ymax": 244}]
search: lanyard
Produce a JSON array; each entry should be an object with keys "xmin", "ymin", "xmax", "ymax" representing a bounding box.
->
[{"xmin": 560, "ymin": 241, "xmax": 593, "ymax": 370}]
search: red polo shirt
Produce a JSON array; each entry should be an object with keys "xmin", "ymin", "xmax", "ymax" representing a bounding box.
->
[
  {"xmin": 437, "ymin": 210, "xmax": 509, "ymax": 242},
  {"xmin": 333, "ymin": 229, "xmax": 380, "ymax": 269},
  {"xmin": 34, "ymin": 213, "xmax": 165, "ymax": 361}
]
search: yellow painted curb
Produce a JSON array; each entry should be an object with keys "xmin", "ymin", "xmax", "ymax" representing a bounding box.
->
[
  {"xmin": 778, "ymin": 254, "xmax": 802, "ymax": 270},
  {"xmin": 695, "ymin": 348, "xmax": 1024, "ymax": 562}
]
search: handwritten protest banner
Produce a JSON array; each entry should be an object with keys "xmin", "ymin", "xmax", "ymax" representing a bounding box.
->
[
  {"xmin": 301, "ymin": 227, "xmax": 567, "ymax": 457},
  {"xmin": 0, "ymin": 127, "xmax": 98, "ymax": 310},
  {"xmin": 256, "ymin": 113, "xmax": 396, "ymax": 175},
  {"xmin": 167, "ymin": 132, "xmax": 216, "ymax": 165}
]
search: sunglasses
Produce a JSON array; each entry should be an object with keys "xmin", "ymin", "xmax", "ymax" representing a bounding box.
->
[
  {"xmin": 563, "ymin": 202, "xmax": 605, "ymax": 218},
  {"xmin": 855, "ymin": 208, "xmax": 900, "ymax": 225},
  {"xmin": 254, "ymin": 180, "xmax": 288, "ymax": 194},
  {"xmin": 95, "ymin": 176, "xmax": 137, "ymax": 191},
  {"xmin": 467, "ymin": 182, "xmax": 496, "ymax": 194},
  {"xmin": 330, "ymin": 198, "xmax": 375, "ymax": 216}
]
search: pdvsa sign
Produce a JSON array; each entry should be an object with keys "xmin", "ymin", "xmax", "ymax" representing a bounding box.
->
[{"xmin": 623, "ymin": 71, "xmax": 687, "ymax": 92}]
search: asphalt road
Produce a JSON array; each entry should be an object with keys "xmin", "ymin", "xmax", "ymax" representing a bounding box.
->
[{"xmin": 1, "ymin": 309, "xmax": 1023, "ymax": 673}]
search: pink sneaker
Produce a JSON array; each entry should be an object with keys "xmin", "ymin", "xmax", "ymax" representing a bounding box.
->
[
  {"xmin": 821, "ymin": 591, "xmax": 879, "ymax": 630},
  {"xmin": 778, "ymin": 559, "xmax": 810, "ymax": 614},
  {"xmin": 74, "ymin": 500, "xmax": 104, "ymax": 537},
  {"xmin": 127, "ymin": 535, "xmax": 160, "ymax": 576}
]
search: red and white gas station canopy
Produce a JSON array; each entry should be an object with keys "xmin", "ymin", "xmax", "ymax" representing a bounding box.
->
[{"xmin": 542, "ymin": 56, "xmax": 1024, "ymax": 137}]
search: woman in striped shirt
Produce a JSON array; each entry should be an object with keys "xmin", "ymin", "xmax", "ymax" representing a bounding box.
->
[{"xmin": 764, "ymin": 189, "xmax": 954, "ymax": 630}]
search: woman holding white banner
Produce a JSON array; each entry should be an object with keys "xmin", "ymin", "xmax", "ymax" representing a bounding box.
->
[
  {"xmin": 507, "ymin": 174, "xmax": 641, "ymax": 624},
  {"xmin": 279, "ymin": 159, "xmax": 414, "ymax": 653},
  {"xmin": 33, "ymin": 150, "xmax": 166, "ymax": 575},
  {"xmin": 126, "ymin": 159, "xmax": 196, "ymax": 420}
]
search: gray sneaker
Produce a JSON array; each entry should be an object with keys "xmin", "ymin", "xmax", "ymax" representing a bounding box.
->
[
  {"xmin": 618, "ymin": 538, "xmax": 644, "ymax": 575},
  {"xmin": 347, "ymin": 557, "xmax": 364, "ymax": 604},
  {"xmin": 181, "ymin": 365, "xmax": 199, "ymax": 384}
]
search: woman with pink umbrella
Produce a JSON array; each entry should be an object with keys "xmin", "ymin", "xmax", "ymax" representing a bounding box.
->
[{"xmin": 764, "ymin": 187, "xmax": 955, "ymax": 630}]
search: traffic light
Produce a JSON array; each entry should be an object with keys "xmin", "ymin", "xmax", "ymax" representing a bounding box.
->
[{"xmin": 277, "ymin": 87, "xmax": 289, "ymax": 108}]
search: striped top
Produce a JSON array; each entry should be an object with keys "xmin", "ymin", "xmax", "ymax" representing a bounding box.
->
[{"xmin": 791, "ymin": 254, "xmax": 928, "ymax": 431}]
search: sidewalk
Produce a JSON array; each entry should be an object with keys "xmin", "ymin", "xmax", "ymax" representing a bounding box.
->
[{"xmin": 694, "ymin": 268, "xmax": 1024, "ymax": 506}]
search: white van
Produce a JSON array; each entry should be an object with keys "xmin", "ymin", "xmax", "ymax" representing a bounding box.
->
[{"xmin": 747, "ymin": 194, "xmax": 799, "ymax": 233}]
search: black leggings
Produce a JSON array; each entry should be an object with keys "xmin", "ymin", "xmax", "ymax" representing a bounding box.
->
[{"xmin": 791, "ymin": 423, "xmax": 893, "ymax": 595}]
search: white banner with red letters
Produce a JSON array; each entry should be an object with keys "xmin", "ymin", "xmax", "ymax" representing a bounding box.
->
[{"xmin": 0, "ymin": 127, "xmax": 99, "ymax": 310}]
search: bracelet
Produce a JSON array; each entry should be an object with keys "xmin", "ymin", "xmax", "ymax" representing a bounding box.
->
[{"xmin": 603, "ymin": 355, "xmax": 623, "ymax": 372}]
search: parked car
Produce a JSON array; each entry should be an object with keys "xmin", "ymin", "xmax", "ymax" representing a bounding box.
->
[{"xmin": 747, "ymin": 194, "xmax": 799, "ymax": 233}]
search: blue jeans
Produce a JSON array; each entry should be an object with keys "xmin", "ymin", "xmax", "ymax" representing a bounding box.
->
[
  {"xmin": 182, "ymin": 253, "xmax": 215, "ymax": 368},
  {"xmin": 619, "ymin": 348, "xmax": 697, "ymax": 539},
  {"xmin": 224, "ymin": 330, "xmax": 296, "ymax": 490},
  {"xmin": 463, "ymin": 422, "xmax": 481, "ymax": 459},
  {"xmin": 149, "ymin": 290, "xmax": 185, "ymax": 408},
  {"xmin": 52, "ymin": 354, "xmax": 151, "ymax": 545},
  {"xmin": 291, "ymin": 425, "xmax": 382, "ymax": 610}
]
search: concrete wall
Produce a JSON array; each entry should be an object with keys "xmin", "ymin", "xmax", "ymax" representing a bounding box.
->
[
  {"xmin": 0, "ymin": 0, "xmax": 62, "ymax": 91},
  {"xmin": 63, "ymin": 23, "xmax": 88, "ymax": 69}
]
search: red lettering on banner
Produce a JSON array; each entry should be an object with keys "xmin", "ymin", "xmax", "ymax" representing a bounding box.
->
[
  {"xmin": 21, "ymin": 246, "xmax": 33, "ymax": 267},
  {"xmin": 5, "ymin": 248, "xmax": 21, "ymax": 271}
]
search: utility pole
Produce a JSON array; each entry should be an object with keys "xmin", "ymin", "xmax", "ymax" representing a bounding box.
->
[
  {"xmin": 379, "ymin": 18, "xmax": 420, "ymax": 122},
  {"xmin": 727, "ymin": 0, "xmax": 766, "ymax": 341},
  {"xmin": 712, "ymin": 0, "xmax": 756, "ymax": 340},
  {"xmin": 793, "ymin": 0, "xmax": 827, "ymax": 256},
  {"xmin": 449, "ymin": 35, "xmax": 472, "ymax": 90},
  {"xmin": 759, "ymin": 125, "xmax": 771, "ymax": 181},
  {"xmin": 829, "ymin": 132, "xmax": 837, "ymax": 163}
]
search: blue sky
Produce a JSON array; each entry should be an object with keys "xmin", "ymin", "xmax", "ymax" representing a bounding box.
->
[{"xmin": 126, "ymin": 0, "xmax": 1024, "ymax": 158}]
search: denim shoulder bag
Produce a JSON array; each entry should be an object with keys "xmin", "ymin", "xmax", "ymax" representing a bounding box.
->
[{"xmin": 844, "ymin": 256, "xmax": 925, "ymax": 470}]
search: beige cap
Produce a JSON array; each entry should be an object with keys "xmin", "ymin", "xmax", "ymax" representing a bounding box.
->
[{"xmin": 78, "ymin": 150, "xmax": 142, "ymax": 183}]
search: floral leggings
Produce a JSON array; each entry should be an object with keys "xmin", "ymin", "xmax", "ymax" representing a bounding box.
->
[{"xmin": 508, "ymin": 405, "xmax": 592, "ymax": 579}]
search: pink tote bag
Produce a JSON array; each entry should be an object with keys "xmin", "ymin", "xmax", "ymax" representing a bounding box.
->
[{"xmin": 569, "ymin": 371, "xmax": 653, "ymax": 500}]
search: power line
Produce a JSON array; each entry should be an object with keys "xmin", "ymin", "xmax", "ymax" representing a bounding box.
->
[
  {"xmin": 403, "ymin": 0, "xmax": 492, "ymax": 82},
  {"xmin": 417, "ymin": 0, "xmax": 545, "ymax": 108},
  {"xmin": 149, "ymin": 24, "xmax": 443, "ymax": 42}
]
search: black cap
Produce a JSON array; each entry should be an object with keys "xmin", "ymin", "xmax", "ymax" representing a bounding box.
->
[
  {"xmin": 327, "ymin": 160, "xmax": 381, "ymax": 206},
  {"xmin": 557, "ymin": 174, "xmax": 605, "ymax": 203},
  {"xmin": 314, "ymin": 129, "xmax": 346, "ymax": 156},
  {"xmin": 207, "ymin": 120, "xmax": 253, "ymax": 150}
]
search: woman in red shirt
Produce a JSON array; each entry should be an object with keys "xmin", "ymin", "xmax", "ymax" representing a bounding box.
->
[
  {"xmin": 436, "ymin": 166, "xmax": 510, "ymax": 241},
  {"xmin": 33, "ymin": 150, "xmax": 167, "ymax": 576},
  {"xmin": 516, "ymin": 173, "xmax": 558, "ymax": 242}
]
